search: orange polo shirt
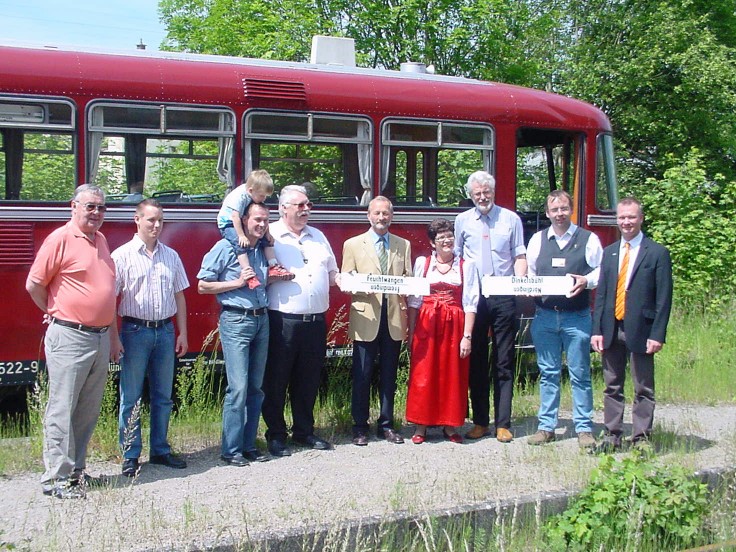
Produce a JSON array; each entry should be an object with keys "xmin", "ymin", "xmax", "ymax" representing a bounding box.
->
[{"xmin": 28, "ymin": 221, "xmax": 116, "ymax": 327}]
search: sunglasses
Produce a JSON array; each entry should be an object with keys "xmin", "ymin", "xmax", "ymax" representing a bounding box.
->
[
  {"xmin": 286, "ymin": 201, "xmax": 313, "ymax": 210},
  {"xmin": 76, "ymin": 202, "xmax": 108, "ymax": 213}
]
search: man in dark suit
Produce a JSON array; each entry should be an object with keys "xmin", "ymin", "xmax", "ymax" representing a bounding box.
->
[{"xmin": 591, "ymin": 197, "xmax": 673, "ymax": 451}]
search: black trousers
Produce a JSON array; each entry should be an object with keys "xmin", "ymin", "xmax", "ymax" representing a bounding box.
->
[
  {"xmin": 351, "ymin": 302, "xmax": 402, "ymax": 436},
  {"xmin": 262, "ymin": 311, "xmax": 327, "ymax": 442},
  {"xmin": 468, "ymin": 295, "xmax": 517, "ymax": 429}
]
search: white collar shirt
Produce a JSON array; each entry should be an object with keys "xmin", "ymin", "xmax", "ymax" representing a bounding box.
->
[{"xmin": 266, "ymin": 219, "xmax": 338, "ymax": 315}]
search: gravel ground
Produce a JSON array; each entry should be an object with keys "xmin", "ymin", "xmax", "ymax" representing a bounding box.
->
[{"xmin": 2, "ymin": 404, "xmax": 735, "ymax": 551}]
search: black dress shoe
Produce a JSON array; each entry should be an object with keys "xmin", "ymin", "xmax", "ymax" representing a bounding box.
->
[
  {"xmin": 381, "ymin": 428, "xmax": 404, "ymax": 444},
  {"xmin": 220, "ymin": 453, "xmax": 249, "ymax": 467},
  {"xmin": 293, "ymin": 434, "xmax": 332, "ymax": 450},
  {"xmin": 149, "ymin": 453, "xmax": 187, "ymax": 469},
  {"xmin": 244, "ymin": 449, "xmax": 270, "ymax": 462},
  {"xmin": 352, "ymin": 433, "xmax": 369, "ymax": 446},
  {"xmin": 122, "ymin": 458, "xmax": 140, "ymax": 478},
  {"xmin": 268, "ymin": 439, "xmax": 292, "ymax": 457}
]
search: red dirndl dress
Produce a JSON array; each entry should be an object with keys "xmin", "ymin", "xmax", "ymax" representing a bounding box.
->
[{"xmin": 406, "ymin": 259, "xmax": 469, "ymax": 427}]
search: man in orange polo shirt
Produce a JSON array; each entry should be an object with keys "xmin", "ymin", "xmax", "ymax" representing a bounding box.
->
[{"xmin": 26, "ymin": 184, "xmax": 117, "ymax": 499}]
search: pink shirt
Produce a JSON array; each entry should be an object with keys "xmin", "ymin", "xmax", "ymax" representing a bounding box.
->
[{"xmin": 28, "ymin": 221, "xmax": 116, "ymax": 327}]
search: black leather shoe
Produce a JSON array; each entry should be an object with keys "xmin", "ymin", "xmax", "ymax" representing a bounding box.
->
[
  {"xmin": 381, "ymin": 428, "xmax": 405, "ymax": 444},
  {"xmin": 149, "ymin": 453, "xmax": 187, "ymax": 469},
  {"xmin": 293, "ymin": 434, "xmax": 332, "ymax": 450},
  {"xmin": 244, "ymin": 449, "xmax": 270, "ymax": 462},
  {"xmin": 268, "ymin": 439, "xmax": 292, "ymax": 457},
  {"xmin": 220, "ymin": 453, "xmax": 249, "ymax": 467},
  {"xmin": 352, "ymin": 433, "xmax": 369, "ymax": 446},
  {"xmin": 122, "ymin": 458, "xmax": 140, "ymax": 478}
]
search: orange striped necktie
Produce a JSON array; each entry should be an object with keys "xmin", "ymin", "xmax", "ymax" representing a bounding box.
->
[{"xmin": 614, "ymin": 242, "xmax": 630, "ymax": 321}]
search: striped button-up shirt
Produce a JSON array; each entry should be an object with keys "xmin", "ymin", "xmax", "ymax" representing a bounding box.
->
[{"xmin": 112, "ymin": 234, "xmax": 189, "ymax": 321}]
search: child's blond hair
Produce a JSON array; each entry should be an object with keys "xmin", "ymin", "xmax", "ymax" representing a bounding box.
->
[{"xmin": 246, "ymin": 169, "xmax": 274, "ymax": 195}]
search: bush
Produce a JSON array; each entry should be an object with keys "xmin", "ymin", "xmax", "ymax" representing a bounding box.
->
[
  {"xmin": 544, "ymin": 450, "xmax": 709, "ymax": 551},
  {"xmin": 641, "ymin": 149, "xmax": 736, "ymax": 311}
]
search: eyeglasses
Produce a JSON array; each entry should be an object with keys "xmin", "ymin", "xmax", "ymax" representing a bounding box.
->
[
  {"xmin": 285, "ymin": 201, "xmax": 313, "ymax": 210},
  {"xmin": 435, "ymin": 236, "xmax": 455, "ymax": 243},
  {"xmin": 76, "ymin": 202, "xmax": 107, "ymax": 213}
]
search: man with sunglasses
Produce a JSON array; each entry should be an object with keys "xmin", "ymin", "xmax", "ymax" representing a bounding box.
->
[
  {"xmin": 262, "ymin": 185, "xmax": 338, "ymax": 457},
  {"xmin": 26, "ymin": 184, "xmax": 116, "ymax": 499}
]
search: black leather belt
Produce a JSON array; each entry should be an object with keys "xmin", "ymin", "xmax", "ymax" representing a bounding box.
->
[
  {"xmin": 122, "ymin": 316, "xmax": 171, "ymax": 328},
  {"xmin": 273, "ymin": 311, "xmax": 325, "ymax": 322},
  {"xmin": 222, "ymin": 305, "xmax": 268, "ymax": 316},
  {"xmin": 52, "ymin": 317, "xmax": 109, "ymax": 333}
]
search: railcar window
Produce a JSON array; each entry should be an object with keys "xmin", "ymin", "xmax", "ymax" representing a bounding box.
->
[
  {"xmin": 381, "ymin": 119, "xmax": 494, "ymax": 208},
  {"xmin": 245, "ymin": 111, "xmax": 372, "ymax": 205},
  {"xmin": 0, "ymin": 98, "xmax": 76, "ymax": 201},
  {"xmin": 596, "ymin": 133, "xmax": 618, "ymax": 211},
  {"xmin": 516, "ymin": 128, "xmax": 583, "ymax": 238},
  {"xmin": 88, "ymin": 102, "xmax": 235, "ymax": 202}
]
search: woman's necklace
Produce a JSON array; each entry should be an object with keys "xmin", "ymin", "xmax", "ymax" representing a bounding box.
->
[{"xmin": 435, "ymin": 255, "xmax": 454, "ymax": 273}]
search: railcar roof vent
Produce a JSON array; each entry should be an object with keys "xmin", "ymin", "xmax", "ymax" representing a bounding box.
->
[{"xmin": 310, "ymin": 35, "xmax": 356, "ymax": 67}]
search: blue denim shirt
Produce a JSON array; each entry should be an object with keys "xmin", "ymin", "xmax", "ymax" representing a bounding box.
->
[{"xmin": 197, "ymin": 239, "xmax": 268, "ymax": 309}]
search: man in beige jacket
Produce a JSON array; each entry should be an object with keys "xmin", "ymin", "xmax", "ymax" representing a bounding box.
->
[{"xmin": 342, "ymin": 196, "xmax": 412, "ymax": 446}]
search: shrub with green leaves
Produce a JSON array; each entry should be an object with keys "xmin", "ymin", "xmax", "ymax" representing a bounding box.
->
[
  {"xmin": 544, "ymin": 450, "xmax": 709, "ymax": 551},
  {"xmin": 641, "ymin": 149, "xmax": 736, "ymax": 311}
]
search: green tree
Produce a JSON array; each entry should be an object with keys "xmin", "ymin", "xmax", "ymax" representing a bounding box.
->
[
  {"xmin": 641, "ymin": 149, "xmax": 736, "ymax": 310},
  {"xmin": 558, "ymin": 0, "xmax": 736, "ymax": 192}
]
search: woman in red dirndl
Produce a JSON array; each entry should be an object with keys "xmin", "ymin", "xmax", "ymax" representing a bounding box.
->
[{"xmin": 406, "ymin": 218, "xmax": 478, "ymax": 444}]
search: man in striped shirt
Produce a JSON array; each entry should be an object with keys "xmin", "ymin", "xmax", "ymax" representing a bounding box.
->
[{"xmin": 110, "ymin": 199, "xmax": 189, "ymax": 477}]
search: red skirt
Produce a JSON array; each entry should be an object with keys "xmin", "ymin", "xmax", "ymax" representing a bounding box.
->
[{"xmin": 406, "ymin": 286, "xmax": 469, "ymax": 427}]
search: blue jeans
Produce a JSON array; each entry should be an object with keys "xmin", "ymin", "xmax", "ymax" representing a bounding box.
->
[
  {"xmin": 118, "ymin": 320, "xmax": 175, "ymax": 459},
  {"xmin": 219, "ymin": 309, "xmax": 269, "ymax": 456},
  {"xmin": 530, "ymin": 307, "xmax": 593, "ymax": 433}
]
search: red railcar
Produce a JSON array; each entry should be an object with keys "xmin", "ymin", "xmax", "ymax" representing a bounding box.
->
[{"xmin": 0, "ymin": 42, "xmax": 618, "ymax": 386}]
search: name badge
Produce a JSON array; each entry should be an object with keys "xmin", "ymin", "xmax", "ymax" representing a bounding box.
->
[{"xmin": 551, "ymin": 257, "xmax": 566, "ymax": 268}]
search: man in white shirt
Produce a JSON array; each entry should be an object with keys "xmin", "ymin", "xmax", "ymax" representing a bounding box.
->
[
  {"xmin": 110, "ymin": 199, "xmax": 189, "ymax": 477},
  {"xmin": 526, "ymin": 190, "xmax": 602, "ymax": 449},
  {"xmin": 262, "ymin": 185, "xmax": 338, "ymax": 457}
]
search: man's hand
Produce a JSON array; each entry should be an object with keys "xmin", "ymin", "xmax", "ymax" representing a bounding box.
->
[
  {"xmin": 591, "ymin": 334, "xmax": 604, "ymax": 353},
  {"xmin": 175, "ymin": 334, "xmax": 188, "ymax": 358},
  {"xmin": 646, "ymin": 339, "xmax": 663, "ymax": 354},
  {"xmin": 239, "ymin": 267, "xmax": 256, "ymax": 286},
  {"xmin": 568, "ymin": 274, "xmax": 588, "ymax": 297},
  {"xmin": 110, "ymin": 338, "xmax": 124, "ymax": 364}
]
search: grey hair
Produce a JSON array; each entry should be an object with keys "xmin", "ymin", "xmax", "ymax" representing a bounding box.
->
[
  {"xmin": 72, "ymin": 184, "xmax": 106, "ymax": 202},
  {"xmin": 465, "ymin": 171, "xmax": 496, "ymax": 196},
  {"xmin": 278, "ymin": 185, "xmax": 309, "ymax": 216}
]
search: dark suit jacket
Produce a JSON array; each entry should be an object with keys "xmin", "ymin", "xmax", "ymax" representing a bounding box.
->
[{"xmin": 592, "ymin": 235, "xmax": 673, "ymax": 354}]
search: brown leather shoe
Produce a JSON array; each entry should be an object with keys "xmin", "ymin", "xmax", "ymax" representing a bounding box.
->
[
  {"xmin": 528, "ymin": 430, "xmax": 556, "ymax": 445},
  {"xmin": 382, "ymin": 428, "xmax": 404, "ymax": 444},
  {"xmin": 465, "ymin": 424, "xmax": 491, "ymax": 440},
  {"xmin": 496, "ymin": 428, "xmax": 513, "ymax": 443},
  {"xmin": 352, "ymin": 433, "xmax": 368, "ymax": 446}
]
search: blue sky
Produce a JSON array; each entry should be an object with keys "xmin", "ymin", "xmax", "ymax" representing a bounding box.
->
[{"xmin": 0, "ymin": 0, "xmax": 168, "ymax": 51}]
